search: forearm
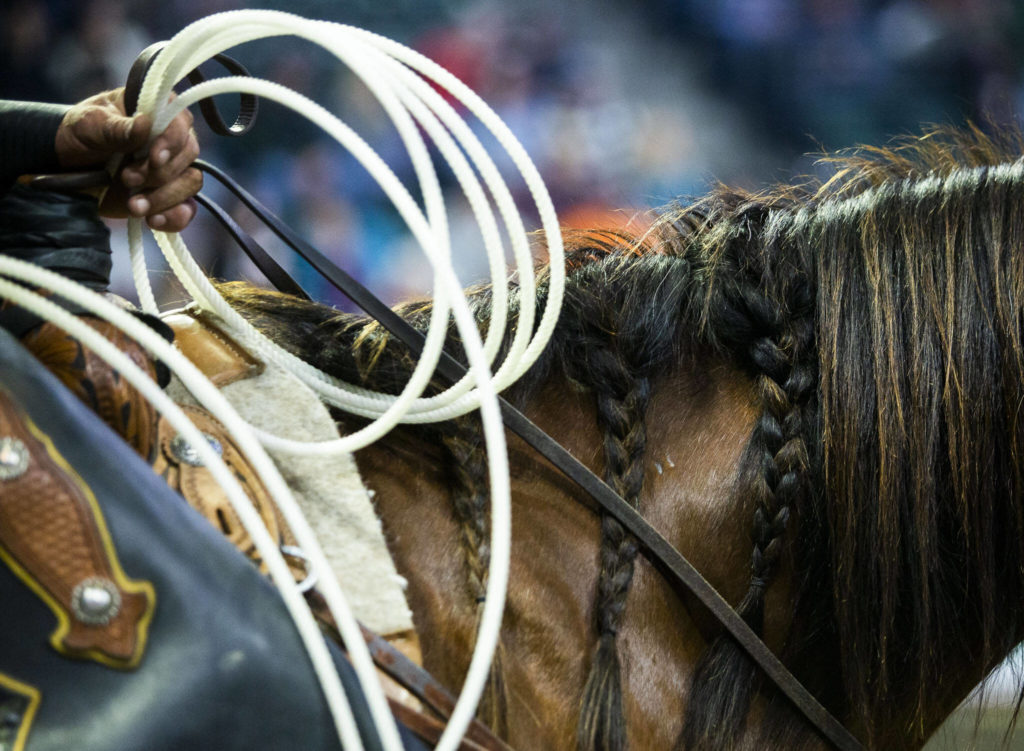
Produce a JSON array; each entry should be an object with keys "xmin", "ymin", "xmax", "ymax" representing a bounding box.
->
[
  {"xmin": 0, "ymin": 102, "xmax": 111, "ymax": 335},
  {"xmin": 0, "ymin": 100, "xmax": 70, "ymax": 192}
]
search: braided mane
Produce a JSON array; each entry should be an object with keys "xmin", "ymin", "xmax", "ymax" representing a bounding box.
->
[{"xmin": 221, "ymin": 125, "xmax": 1024, "ymax": 750}]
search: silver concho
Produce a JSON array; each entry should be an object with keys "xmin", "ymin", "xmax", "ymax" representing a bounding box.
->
[
  {"xmin": 0, "ymin": 437, "xmax": 29, "ymax": 481},
  {"xmin": 169, "ymin": 432, "xmax": 223, "ymax": 467},
  {"xmin": 71, "ymin": 577, "xmax": 122, "ymax": 625}
]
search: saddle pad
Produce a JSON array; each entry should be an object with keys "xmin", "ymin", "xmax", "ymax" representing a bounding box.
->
[{"xmin": 164, "ymin": 312, "xmax": 415, "ymax": 637}]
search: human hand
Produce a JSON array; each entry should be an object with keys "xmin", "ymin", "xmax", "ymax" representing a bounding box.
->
[{"xmin": 54, "ymin": 88, "xmax": 201, "ymax": 232}]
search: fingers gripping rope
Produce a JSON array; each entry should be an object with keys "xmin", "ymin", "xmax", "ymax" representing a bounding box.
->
[{"xmin": 4, "ymin": 10, "xmax": 566, "ymax": 751}]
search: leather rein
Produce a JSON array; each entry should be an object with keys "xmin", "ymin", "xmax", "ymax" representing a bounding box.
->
[{"xmin": 30, "ymin": 46, "xmax": 865, "ymax": 751}]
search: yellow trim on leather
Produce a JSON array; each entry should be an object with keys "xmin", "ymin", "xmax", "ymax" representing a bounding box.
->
[
  {"xmin": 0, "ymin": 412, "xmax": 156, "ymax": 670},
  {"xmin": 0, "ymin": 671, "xmax": 41, "ymax": 751}
]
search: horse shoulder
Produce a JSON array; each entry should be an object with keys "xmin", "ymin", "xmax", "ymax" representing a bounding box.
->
[{"xmin": 354, "ymin": 356, "xmax": 774, "ymax": 748}]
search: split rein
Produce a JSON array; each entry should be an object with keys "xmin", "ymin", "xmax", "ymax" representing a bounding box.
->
[{"xmin": 30, "ymin": 49, "xmax": 864, "ymax": 751}]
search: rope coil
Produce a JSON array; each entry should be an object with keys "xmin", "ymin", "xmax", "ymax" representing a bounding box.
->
[{"xmin": 3, "ymin": 10, "xmax": 565, "ymax": 751}]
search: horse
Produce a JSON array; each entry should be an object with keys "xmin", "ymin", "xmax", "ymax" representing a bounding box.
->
[{"xmin": 203, "ymin": 123, "xmax": 1024, "ymax": 750}]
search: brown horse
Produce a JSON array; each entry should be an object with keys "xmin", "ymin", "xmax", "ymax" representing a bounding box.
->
[{"xmin": 220, "ymin": 125, "xmax": 1024, "ymax": 751}]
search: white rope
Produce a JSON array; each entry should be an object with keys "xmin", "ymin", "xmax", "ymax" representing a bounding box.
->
[
  {"xmin": 133, "ymin": 12, "xmax": 566, "ymax": 425},
  {"xmin": 12, "ymin": 9, "xmax": 565, "ymax": 750}
]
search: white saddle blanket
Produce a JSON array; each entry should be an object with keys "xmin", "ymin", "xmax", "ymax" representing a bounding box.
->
[{"xmin": 166, "ymin": 360, "xmax": 414, "ymax": 636}]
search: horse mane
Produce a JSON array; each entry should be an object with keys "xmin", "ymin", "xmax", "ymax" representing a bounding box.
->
[{"xmin": 220, "ymin": 124, "xmax": 1024, "ymax": 750}]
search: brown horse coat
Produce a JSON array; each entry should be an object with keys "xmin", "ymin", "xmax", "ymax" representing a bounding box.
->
[{"xmin": 221, "ymin": 125, "xmax": 1024, "ymax": 750}]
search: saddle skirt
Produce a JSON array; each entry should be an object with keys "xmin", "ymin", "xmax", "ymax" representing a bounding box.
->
[{"xmin": 0, "ymin": 323, "xmax": 410, "ymax": 751}]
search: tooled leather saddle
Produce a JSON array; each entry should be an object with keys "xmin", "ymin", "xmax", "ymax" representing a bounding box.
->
[{"xmin": 0, "ymin": 187, "xmax": 434, "ymax": 751}]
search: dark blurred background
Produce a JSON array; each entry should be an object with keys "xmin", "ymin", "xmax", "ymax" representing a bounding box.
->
[
  {"xmin": 2, "ymin": 0, "xmax": 1024, "ymax": 746},
  {"xmin": 5, "ymin": 0, "xmax": 1023, "ymax": 305}
]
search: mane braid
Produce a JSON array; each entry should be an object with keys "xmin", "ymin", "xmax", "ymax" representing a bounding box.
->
[
  {"xmin": 577, "ymin": 346, "xmax": 651, "ymax": 751},
  {"xmin": 677, "ymin": 200, "xmax": 817, "ymax": 751},
  {"xmin": 440, "ymin": 418, "xmax": 509, "ymax": 736}
]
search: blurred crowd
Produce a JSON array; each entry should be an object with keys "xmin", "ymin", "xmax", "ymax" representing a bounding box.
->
[
  {"xmin": 3, "ymin": 0, "xmax": 1024, "ymax": 305},
  {"xmin": 654, "ymin": 0, "xmax": 1023, "ymax": 152}
]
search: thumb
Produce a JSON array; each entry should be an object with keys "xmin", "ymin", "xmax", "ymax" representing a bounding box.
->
[{"xmin": 98, "ymin": 112, "xmax": 152, "ymax": 153}]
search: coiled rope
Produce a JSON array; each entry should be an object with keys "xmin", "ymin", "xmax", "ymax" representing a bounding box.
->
[{"xmin": 4, "ymin": 9, "xmax": 564, "ymax": 751}]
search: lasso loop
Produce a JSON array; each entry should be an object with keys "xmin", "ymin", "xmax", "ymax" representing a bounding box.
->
[{"xmin": 5, "ymin": 10, "xmax": 565, "ymax": 751}]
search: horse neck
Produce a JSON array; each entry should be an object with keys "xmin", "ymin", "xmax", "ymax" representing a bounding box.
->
[
  {"xmin": 354, "ymin": 354, "xmax": 823, "ymax": 747},
  {"xmin": 318, "ymin": 338, "xmax": 993, "ymax": 749},
  {"xmin": 637, "ymin": 356, "xmax": 985, "ymax": 751}
]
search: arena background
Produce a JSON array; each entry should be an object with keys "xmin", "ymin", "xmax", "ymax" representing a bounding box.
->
[{"xmin": 3, "ymin": 0, "xmax": 1024, "ymax": 747}]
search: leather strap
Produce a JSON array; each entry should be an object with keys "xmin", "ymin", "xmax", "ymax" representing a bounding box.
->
[
  {"xmin": 124, "ymin": 42, "xmax": 258, "ymax": 135},
  {"xmin": 307, "ymin": 591, "xmax": 513, "ymax": 751},
  {"xmin": 389, "ymin": 701, "xmax": 491, "ymax": 751},
  {"xmin": 28, "ymin": 43, "xmax": 259, "ymax": 195},
  {"xmin": 193, "ymin": 192, "xmax": 309, "ymax": 299}
]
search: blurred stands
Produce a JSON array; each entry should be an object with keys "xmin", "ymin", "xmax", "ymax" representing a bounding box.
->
[{"xmin": 2, "ymin": 0, "xmax": 1023, "ymax": 304}]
